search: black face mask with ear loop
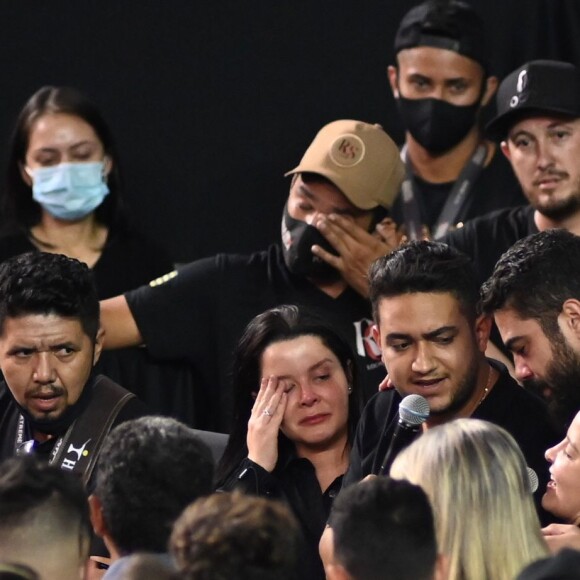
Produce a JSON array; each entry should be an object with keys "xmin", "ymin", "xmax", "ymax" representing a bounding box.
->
[
  {"xmin": 281, "ymin": 204, "xmax": 341, "ymax": 283},
  {"xmin": 397, "ymin": 96, "xmax": 481, "ymax": 154},
  {"xmin": 395, "ymin": 75, "xmax": 487, "ymax": 155}
]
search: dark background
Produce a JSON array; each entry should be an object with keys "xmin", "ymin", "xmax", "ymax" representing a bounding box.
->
[{"xmin": 0, "ymin": 0, "xmax": 578, "ymax": 265}]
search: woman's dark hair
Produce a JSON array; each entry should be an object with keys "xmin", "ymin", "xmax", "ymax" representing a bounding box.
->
[
  {"xmin": 215, "ymin": 305, "xmax": 362, "ymax": 485},
  {"xmin": 3, "ymin": 85, "xmax": 127, "ymax": 233}
]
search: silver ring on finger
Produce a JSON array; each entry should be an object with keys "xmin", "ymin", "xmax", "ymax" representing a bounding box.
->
[{"xmin": 263, "ymin": 408, "xmax": 273, "ymax": 417}]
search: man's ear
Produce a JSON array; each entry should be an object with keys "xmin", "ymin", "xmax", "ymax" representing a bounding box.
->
[
  {"xmin": 481, "ymin": 75, "xmax": 499, "ymax": 106},
  {"xmin": 560, "ymin": 299, "xmax": 580, "ymax": 341},
  {"xmin": 93, "ymin": 327, "xmax": 105, "ymax": 365},
  {"xmin": 88, "ymin": 494, "xmax": 106, "ymax": 539},
  {"xmin": 387, "ymin": 65, "xmax": 399, "ymax": 98},
  {"xmin": 371, "ymin": 323, "xmax": 384, "ymax": 363},
  {"xmin": 500, "ymin": 140, "xmax": 511, "ymax": 161},
  {"xmin": 325, "ymin": 563, "xmax": 352, "ymax": 580},
  {"xmin": 474, "ymin": 314, "xmax": 492, "ymax": 353}
]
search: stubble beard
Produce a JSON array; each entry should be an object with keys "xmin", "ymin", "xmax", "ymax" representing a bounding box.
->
[
  {"xmin": 525, "ymin": 336, "xmax": 580, "ymax": 432},
  {"xmin": 429, "ymin": 351, "xmax": 481, "ymax": 419}
]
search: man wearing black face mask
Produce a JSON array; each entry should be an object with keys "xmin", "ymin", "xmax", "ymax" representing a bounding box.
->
[
  {"xmin": 100, "ymin": 120, "xmax": 404, "ymax": 432},
  {"xmin": 387, "ymin": 0, "xmax": 525, "ymax": 240}
]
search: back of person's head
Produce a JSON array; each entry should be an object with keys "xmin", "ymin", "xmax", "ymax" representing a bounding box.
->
[
  {"xmin": 215, "ymin": 304, "xmax": 362, "ymax": 485},
  {"xmin": 369, "ymin": 240, "xmax": 479, "ymax": 324},
  {"xmin": 92, "ymin": 416, "xmax": 214, "ymax": 556},
  {"xmin": 0, "ymin": 456, "xmax": 90, "ymax": 578},
  {"xmin": 5, "ymin": 85, "xmax": 125, "ymax": 230},
  {"xmin": 390, "ymin": 418, "xmax": 548, "ymax": 580},
  {"xmin": 481, "ymin": 229, "xmax": 580, "ymax": 340},
  {"xmin": 0, "ymin": 251, "xmax": 99, "ymax": 341},
  {"xmin": 329, "ymin": 477, "xmax": 438, "ymax": 580},
  {"xmin": 516, "ymin": 548, "xmax": 580, "ymax": 580},
  {"xmin": 170, "ymin": 491, "xmax": 300, "ymax": 580},
  {"xmin": 394, "ymin": 0, "xmax": 487, "ymax": 69}
]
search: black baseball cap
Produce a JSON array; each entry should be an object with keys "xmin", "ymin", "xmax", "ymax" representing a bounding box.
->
[
  {"xmin": 515, "ymin": 549, "xmax": 580, "ymax": 580},
  {"xmin": 394, "ymin": 0, "xmax": 486, "ymax": 68},
  {"xmin": 486, "ymin": 60, "xmax": 580, "ymax": 140}
]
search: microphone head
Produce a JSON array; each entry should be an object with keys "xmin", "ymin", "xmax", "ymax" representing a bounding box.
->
[
  {"xmin": 527, "ymin": 467, "xmax": 539, "ymax": 493},
  {"xmin": 399, "ymin": 394, "xmax": 430, "ymax": 426}
]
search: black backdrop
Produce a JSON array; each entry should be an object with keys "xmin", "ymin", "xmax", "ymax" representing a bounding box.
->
[{"xmin": 0, "ymin": 0, "xmax": 578, "ymax": 264}]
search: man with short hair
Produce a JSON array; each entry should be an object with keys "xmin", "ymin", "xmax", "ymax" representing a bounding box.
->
[
  {"xmin": 324, "ymin": 477, "xmax": 446, "ymax": 580},
  {"xmin": 480, "ymin": 229, "xmax": 580, "ymax": 431},
  {"xmin": 0, "ymin": 455, "xmax": 91, "ymax": 580},
  {"xmin": 0, "ymin": 252, "xmax": 144, "ymax": 486},
  {"xmin": 170, "ymin": 491, "xmax": 300, "ymax": 580},
  {"xmin": 342, "ymin": 241, "xmax": 558, "ymax": 520},
  {"xmin": 386, "ymin": 0, "xmax": 525, "ymax": 240},
  {"xmin": 89, "ymin": 416, "xmax": 215, "ymax": 579},
  {"xmin": 443, "ymin": 59, "xmax": 580, "ymax": 288},
  {"xmin": 100, "ymin": 120, "xmax": 405, "ymax": 431}
]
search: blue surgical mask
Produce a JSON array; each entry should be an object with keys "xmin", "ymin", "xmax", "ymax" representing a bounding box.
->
[{"xmin": 27, "ymin": 161, "xmax": 110, "ymax": 221}]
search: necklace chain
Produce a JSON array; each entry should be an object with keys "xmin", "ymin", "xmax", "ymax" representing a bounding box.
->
[{"xmin": 478, "ymin": 365, "xmax": 494, "ymax": 407}]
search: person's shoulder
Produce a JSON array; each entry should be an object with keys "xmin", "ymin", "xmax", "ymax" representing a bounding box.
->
[
  {"xmin": 91, "ymin": 374, "xmax": 148, "ymax": 424},
  {"xmin": 443, "ymin": 205, "xmax": 533, "ymax": 250}
]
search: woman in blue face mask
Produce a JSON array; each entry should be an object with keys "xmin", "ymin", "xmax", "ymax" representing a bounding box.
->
[{"xmin": 0, "ymin": 85, "xmax": 173, "ymax": 299}]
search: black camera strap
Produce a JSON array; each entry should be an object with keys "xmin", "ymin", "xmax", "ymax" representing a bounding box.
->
[{"xmin": 400, "ymin": 142, "xmax": 488, "ymax": 240}]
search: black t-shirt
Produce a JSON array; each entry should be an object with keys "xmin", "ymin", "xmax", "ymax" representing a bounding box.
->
[
  {"xmin": 441, "ymin": 205, "xmax": 537, "ymax": 288},
  {"xmin": 342, "ymin": 360, "xmax": 559, "ymax": 523},
  {"xmin": 391, "ymin": 146, "xmax": 527, "ymax": 234},
  {"xmin": 0, "ymin": 229, "xmax": 173, "ymax": 300},
  {"xmin": 125, "ymin": 244, "xmax": 385, "ymax": 432}
]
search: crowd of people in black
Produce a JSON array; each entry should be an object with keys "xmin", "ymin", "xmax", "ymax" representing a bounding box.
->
[{"xmin": 1, "ymin": 1, "xmax": 580, "ymax": 579}]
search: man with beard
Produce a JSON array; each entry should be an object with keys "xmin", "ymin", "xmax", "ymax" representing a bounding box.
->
[
  {"xmin": 342, "ymin": 241, "xmax": 558, "ymax": 523},
  {"xmin": 480, "ymin": 229, "xmax": 580, "ymax": 432},
  {"xmin": 442, "ymin": 59, "xmax": 580, "ymax": 288},
  {"xmin": 385, "ymin": 0, "xmax": 525, "ymax": 240},
  {"xmin": 0, "ymin": 252, "xmax": 145, "ymax": 483},
  {"xmin": 99, "ymin": 120, "xmax": 404, "ymax": 432}
]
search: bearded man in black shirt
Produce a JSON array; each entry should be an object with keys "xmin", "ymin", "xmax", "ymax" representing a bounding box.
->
[{"xmin": 442, "ymin": 59, "xmax": 580, "ymax": 288}]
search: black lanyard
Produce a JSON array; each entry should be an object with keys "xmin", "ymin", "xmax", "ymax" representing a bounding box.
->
[{"xmin": 401, "ymin": 142, "xmax": 488, "ymax": 240}]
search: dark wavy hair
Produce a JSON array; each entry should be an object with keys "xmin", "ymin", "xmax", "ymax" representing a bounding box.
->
[
  {"xmin": 369, "ymin": 240, "xmax": 479, "ymax": 325},
  {"xmin": 215, "ymin": 304, "xmax": 362, "ymax": 485},
  {"xmin": 0, "ymin": 252, "xmax": 99, "ymax": 341},
  {"xmin": 3, "ymin": 85, "xmax": 127, "ymax": 233},
  {"xmin": 94, "ymin": 416, "xmax": 214, "ymax": 555}
]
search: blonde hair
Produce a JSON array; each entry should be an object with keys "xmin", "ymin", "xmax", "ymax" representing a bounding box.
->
[{"xmin": 390, "ymin": 419, "xmax": 548, "ymax": 580}]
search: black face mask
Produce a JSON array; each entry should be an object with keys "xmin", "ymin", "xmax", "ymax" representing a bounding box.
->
[
  {"xmin": 281, "ymin": 205, "xmax": 341, "ymax": 283},
  {"xmin": 397, "ymin": 96, "xmax": 481, "ymax": 155}
]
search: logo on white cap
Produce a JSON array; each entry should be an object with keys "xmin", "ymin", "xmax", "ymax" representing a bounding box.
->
[{"xmin": 329, "ymin": 134, "xmax": 365, "ymax": 168}]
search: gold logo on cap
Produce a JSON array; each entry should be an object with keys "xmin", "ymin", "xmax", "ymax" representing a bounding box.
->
[{"xmin": 329, "ymin": 134, "xmax": 365, "ymax": 168}]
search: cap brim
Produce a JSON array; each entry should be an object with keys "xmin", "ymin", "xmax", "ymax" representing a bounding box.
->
[{"xmin": 486, "ymin": 106, "xmax": 580, "ymax": 141}]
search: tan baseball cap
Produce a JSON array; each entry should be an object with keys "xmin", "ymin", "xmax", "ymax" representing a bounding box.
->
[{"xmin": 285, "ymin": 120, "xmax": 404, "ymax": 210}]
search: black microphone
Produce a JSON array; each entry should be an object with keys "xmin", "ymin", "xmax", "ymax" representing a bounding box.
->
[{"xmin": 379, "ymin": 394, "xmax": 430, "ymax": 476}]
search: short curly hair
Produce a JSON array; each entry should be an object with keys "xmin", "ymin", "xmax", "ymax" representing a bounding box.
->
[
  {"xmin": 171, "ymin": 491, "xmax": 300, "ymax": 580},
  {"xmin": 0, "ymin": 252, "xmax": 99, "ymax": 340}
]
